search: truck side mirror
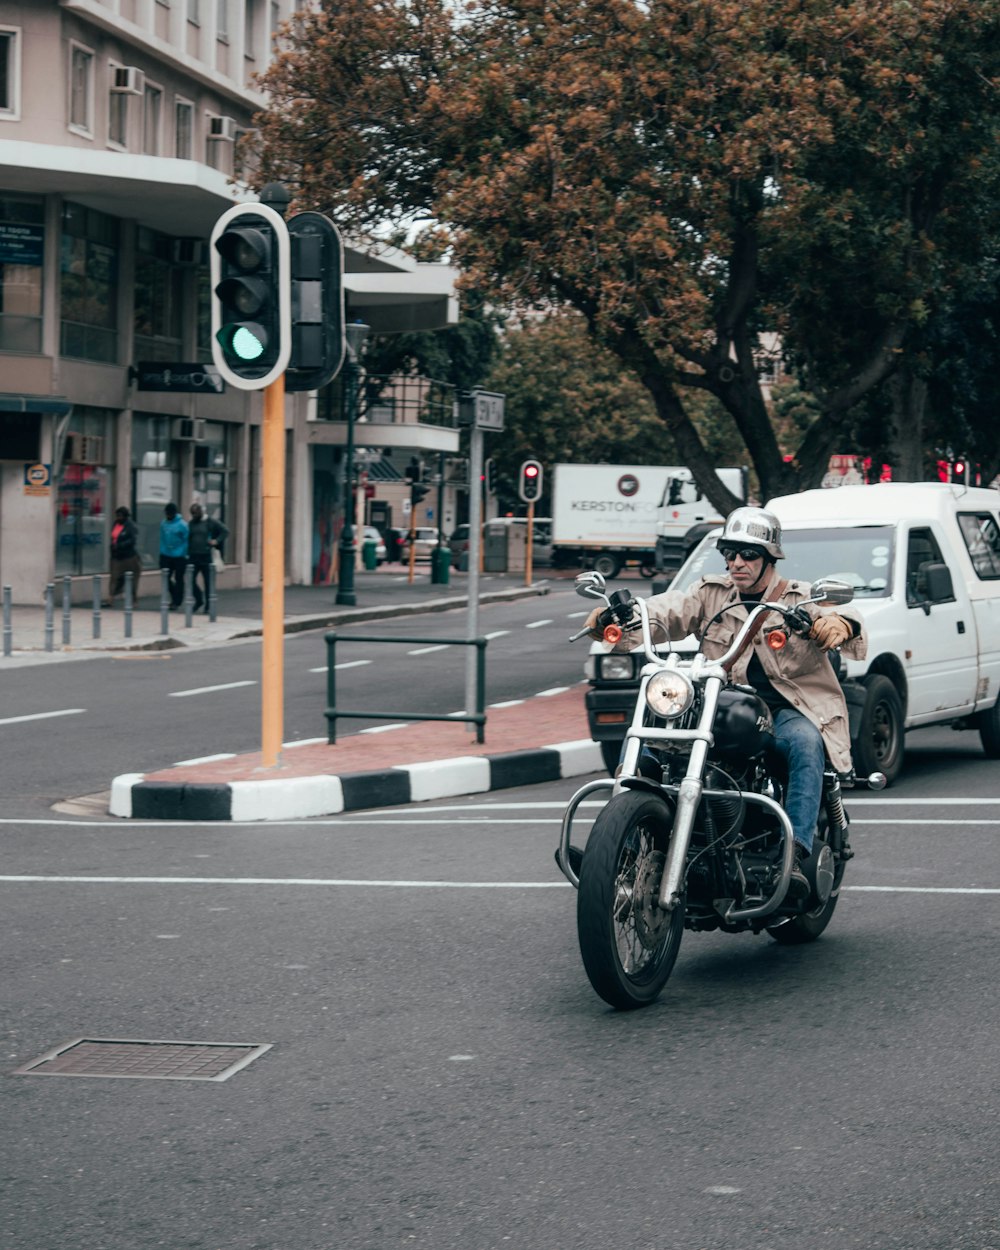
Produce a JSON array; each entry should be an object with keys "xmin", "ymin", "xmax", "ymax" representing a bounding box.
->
[{"xmin": 922, "ymin": 562, "xmax": 954, "ymax": 606}]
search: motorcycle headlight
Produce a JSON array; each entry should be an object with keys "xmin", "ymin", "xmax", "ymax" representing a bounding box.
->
[
  {"xmin": 598, "ymin": 654, "xmax": 635, "ymax": 682},
  {"xmin": 645, "ymin": 670, "xmax": 694, "ymax": 719}
]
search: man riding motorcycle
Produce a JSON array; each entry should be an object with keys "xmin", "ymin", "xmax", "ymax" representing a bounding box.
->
[{"xmin": 586, "ymin": 506, "xmax": 868, "ymax": 899}]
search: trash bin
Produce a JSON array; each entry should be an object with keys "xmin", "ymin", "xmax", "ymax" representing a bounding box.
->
[
  {"xmin": 431, "ymin": 545, "xmax": 451, "ymax": 585},
  {"xmin": 362, "ymin": 539, "xmax": 378, "ymax": 571}
]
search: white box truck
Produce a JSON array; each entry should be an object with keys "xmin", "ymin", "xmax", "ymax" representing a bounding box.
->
[
  {"xmin": 550, "ymin": 463, "xmax": 747, "ymax": 580},
  {"xmin": 551, "ymin": 464, "xmax": 674, "ymax": 578}
]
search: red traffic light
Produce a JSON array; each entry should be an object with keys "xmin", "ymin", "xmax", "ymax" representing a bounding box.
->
[
  {"xmin": 518, "ymin": 459, "xmax": 543, "ymax": 502},
  {"xmin": 525, "ymin": 464, "xmax": 538, "ymax": 478}
]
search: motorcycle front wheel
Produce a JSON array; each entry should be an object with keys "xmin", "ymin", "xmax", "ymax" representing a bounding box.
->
[{"xmin": 577, "ymin": 790, "xmax": 685, "ymax": 1010}]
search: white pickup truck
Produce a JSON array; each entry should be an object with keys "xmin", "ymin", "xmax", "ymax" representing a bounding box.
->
[{"xmin": 584, "ymin": 482, "xmax": 1000, "ymax": 783}]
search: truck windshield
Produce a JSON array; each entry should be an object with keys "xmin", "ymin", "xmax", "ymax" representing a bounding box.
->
[{"xmin": 672, "ymin": 525, "xmax": 896, "ymax": 598}]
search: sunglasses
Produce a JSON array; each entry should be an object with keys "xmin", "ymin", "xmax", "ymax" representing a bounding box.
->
[{"xmin": 720, "ymin": 546, "xmax": 764, "ymax": 564}]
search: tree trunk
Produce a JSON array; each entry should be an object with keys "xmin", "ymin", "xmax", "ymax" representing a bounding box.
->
[{"xmin": 888, "ymin": 366, "xmax": 927, "ymax": 481}]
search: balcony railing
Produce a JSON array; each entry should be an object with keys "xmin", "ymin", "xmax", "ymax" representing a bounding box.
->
[{"xmin": 315, "ymin": 373, "xmax": 457, "ymax": 428}]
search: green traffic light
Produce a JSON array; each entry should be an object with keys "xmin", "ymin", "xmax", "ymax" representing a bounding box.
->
[{"xmin": 232, "ymin": 326, "xmax": 265, "ymax": 361}]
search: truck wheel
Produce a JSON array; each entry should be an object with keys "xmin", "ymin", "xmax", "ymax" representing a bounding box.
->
[
  {"xmin": 639, "ymin": 560, "xmax": 656, "ymax": 579},
  {"xmin": 594, "ymin": 553, "xmax": 621, "ymax": 579},
  {"xmin": 977, "ymin": 700, "xmax": 1000, "ymax": 759},
  {"xmin": 853, "ymin": 674, "xmax": 904, "ymax": 785}
]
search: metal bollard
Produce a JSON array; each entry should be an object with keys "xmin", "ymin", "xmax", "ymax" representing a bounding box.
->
[
  {"xmin": 92, "ymin": 575, "xmax": 102, "ymax": 639},
  {"xmin": 62, "ymin": 576, "xmax": 72, "ymax": 646},
  {"xmin": 184, "ymin": 563, "xmax": 194, "ymax": 628},
  {"xmin": 3, "ymin": 584, "xmax": 12, "ymax": 656},
  {"xmin": 159, "ymin": 568, "xmax": 170, "ymax": 635},
  {"xmin": 124, "ymin": 570, "xmax": 134, "ymax": 638},
  {"xmin": 208, "ymin": 562, "xmax": 218, "ymax": 623},
  {"xmin": 44, "ymin": 583, "xmax": 54, "ymax": 652}
]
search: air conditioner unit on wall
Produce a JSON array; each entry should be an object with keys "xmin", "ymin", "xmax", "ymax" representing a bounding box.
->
[
  {"xmin": 111, "ymin": 66, "xmax": 145, "ymax": 95},
  {"xmin": 66, "ymin": 434, "xmax": 104, "ymax": 465},
  {"xmin": 171, "ymin": 418, "xmax": 206, "ymax": 442},
  {"xmin": 208, "ymin": 115, "xmax": 238, "ymax": 142}
]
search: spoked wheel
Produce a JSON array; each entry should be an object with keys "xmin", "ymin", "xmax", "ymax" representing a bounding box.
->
[{"xmin": 577, "ymin": 790, "xmax": 685, "ymax": 1009}]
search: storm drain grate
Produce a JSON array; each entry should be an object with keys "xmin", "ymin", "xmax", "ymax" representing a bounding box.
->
[{"xmin": 12, "ymin": 1038, "xmax": 272, "ymax": 1082}]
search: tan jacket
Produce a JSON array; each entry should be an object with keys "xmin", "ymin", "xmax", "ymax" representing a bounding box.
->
[{"xmin": 636, "ymin": 569, "xmax": 868, "ymax": 773}]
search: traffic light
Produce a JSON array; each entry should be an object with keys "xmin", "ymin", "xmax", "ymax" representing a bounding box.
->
[
  {"xmin": 285, "ymin": 211, "xmax": 345, "ymax": 393},
  {"xmin": 519, "ymin": 459, "xmax": 543, "ymax": 503},
  {"xmin": 485, "ymin": 457, "xmax": 497, "ymax": 495},
  {"xmin": 210, "ymin": 203, "xmax": 290, "ymax": 390},
  {"xmin": 411, "ymin": 481, "xmax": 430, "ymax": 505},
  {"xmin": 952, "ymin": 460, "xmax": 967, "ymax": 485}
]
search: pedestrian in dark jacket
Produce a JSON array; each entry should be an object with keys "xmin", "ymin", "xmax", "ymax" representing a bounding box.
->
[
  {"xmin": 159, "ymin": 502, "xmax": 189, "ymax": 609},
  {"xmin": 106, "ymin": 506, "xmax": 142, "ymax": 607},
  {"xmin": 188, "ymin": 502, "xmax": 229, "ymax": 613}
]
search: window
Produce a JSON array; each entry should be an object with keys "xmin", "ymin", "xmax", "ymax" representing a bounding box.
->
[
  {"xmin": 55, "ymin": 407, "xmax": 114, "ymax": 576},
  {"xmin": 69, "ymin": 43, "xmax": 94, "ymax": 135},
  {"xmin": 175, "ymin": 98, "xmax": 194, "ymax": 158},
  {"xmin": 0, "ymin": 196, "xmax": 44, "ymax": 353},
  {"xmin": 188, "ymin": 0, "xmax": 201, "ymax": 23},
  {"xmin": 0, "ymin": 28, "xmax": 21, "ymax": 119},
  {"xmin": 133, "ymin": 228, "xmax": 184, "ymax": 362},
  {"xmin": 108, "ymin": 65, "xmax": 128, "ymax": 147},
  {"xmin": 905, "ymin": 527, "xmax": 950, "ymax": 606},
  {"xmin": 193, "ymin": 423, "xmax": 232, "ymax": 536},
  {"xmin": 217, "ymin": 0, "xmax": 229, "ymax": 40},
  {"xmin": 60, "ymin": 202, "xmax": 119, "ymax": 362},
  {"xmin": 958, "ymin": 513, "xmax": 1000, "ymax": 580},
  {"xmin": 244, "ymin": 0, "xmax": 258, "ymax": 57},
  {"xmin": 143, "ymin": 83, "xmax": 162, "ymax": 154}
]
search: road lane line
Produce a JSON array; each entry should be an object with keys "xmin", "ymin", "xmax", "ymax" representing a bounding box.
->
[
  {"xmin": 537, "ymin": 687, "xmax": 570, "ymax": 697},
  {"xmin": 484, "ymin": 630, "xmax": 510, "ymax": 640},
  {"xmin": 525, "ymin": 619, "xmax": 553, "ymax": 629},
  {"xmin": 0, "ymin": 709, "xmax": 86, "ymax": 726},
  {"xmin": 308, "ymin": 660, "xmax": 373, "ymax": 673},
  {"xmin": 173, "ymin": 753, "xmax": 238, "ymax": 767},
  {"xmin": 359, "ymin": 723, "xmax": 408, "ymax": 734},
  {"xmin": 2, "ymin": 875, "xmax": 1000, "ymax": 895},
  {"xmin": 407, "ymin": 644, "xmax": 450, "ymax": 656},
  {"xmin": 169, "ymin": 681, "xmax": 256, "ymax": 698}
]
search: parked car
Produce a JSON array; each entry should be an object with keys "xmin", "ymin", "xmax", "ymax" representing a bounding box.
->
[
  {"xmin": 401, "ymin": 526, "xmax": 439, "ymax": 561},
  {"xmin": 362, "ymin": 525, "xmax": 387, "ymax": 565}
]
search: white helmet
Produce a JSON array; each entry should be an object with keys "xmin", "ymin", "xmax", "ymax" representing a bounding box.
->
[{"xmin": 717, "ymin": 506, "xmax": 785, "ymax": 560}]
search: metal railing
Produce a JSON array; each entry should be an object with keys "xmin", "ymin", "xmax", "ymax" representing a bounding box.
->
[{"xmin": 324, "ymin": 631, "xmax": 488, "ymax": 743}]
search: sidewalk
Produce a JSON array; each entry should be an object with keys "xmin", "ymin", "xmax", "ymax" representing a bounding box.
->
[{"xmin": 3, "ymin": 562, "xmax": 606, "ymax": 819}]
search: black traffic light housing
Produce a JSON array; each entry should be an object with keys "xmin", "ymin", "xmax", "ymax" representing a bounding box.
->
[
  {"xmin": 210, "ymin": 203, "xmax": 290, "ymax": 390},
  {"xmin": 485, "ymin": 457, "xmax": 497, "ymax": 495},
  {"xmin": 519, "ymin": 459, "xmax": 543, "ymax": 503},
  {"xmin": 411, "ymin": 482, "xmax": 430, "ymax": 505},
  {"xmin": 285, "ymin": 211, "xmax": 345, "ymax": 393},
  {"xmin": 952, "ymin": 459, "xmax": 967, "ymax": 485}
]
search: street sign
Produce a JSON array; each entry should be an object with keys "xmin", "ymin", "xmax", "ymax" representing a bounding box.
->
[
  {"xmin": 458, "ymin": 389, "xmax": 505, "ymax": 431},
  {"xmin": 131, "ymin": 362, "xmax": 225, "ymax": 394}
]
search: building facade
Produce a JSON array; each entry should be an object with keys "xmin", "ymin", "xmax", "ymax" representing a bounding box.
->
[{"xmin": 0, "ymin": 0, "xmax": 460, "ymax": 599}]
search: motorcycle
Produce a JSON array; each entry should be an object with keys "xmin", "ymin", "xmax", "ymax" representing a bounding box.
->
[{"xmin": 557, "ymin": 570, "xmax": 886, "ymax": 1010}]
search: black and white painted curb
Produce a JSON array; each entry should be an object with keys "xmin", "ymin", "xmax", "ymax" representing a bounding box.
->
[{"xmin": 109, "ymin": 739, "xmax": 605, "ymax": 821}]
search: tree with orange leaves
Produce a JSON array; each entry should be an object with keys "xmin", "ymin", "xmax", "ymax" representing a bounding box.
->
[{"xmin": 252, "ymin": 0, "xmax": 1000, "ymax": 508}]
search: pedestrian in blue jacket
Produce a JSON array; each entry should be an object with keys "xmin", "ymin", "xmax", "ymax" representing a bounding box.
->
[{"xmin": 159, "ymin": 502, "xmax": 189, "ymax": 609}]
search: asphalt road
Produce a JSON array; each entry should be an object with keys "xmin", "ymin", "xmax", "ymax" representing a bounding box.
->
[
  {"xmin": 0, "ymin": 585, "xmax": 594, "ymax": 817},
  {"xmin": 3, "ymin": 724, "xmax": 1000, "ymax": 1249}
]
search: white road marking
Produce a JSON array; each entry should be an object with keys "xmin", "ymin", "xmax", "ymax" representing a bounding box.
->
[
  {"xmin": 359, "ymin": 723, "xmax": 408, "ymax": 734},
  {"xmin": 308, "ymin": 660, "xmax": 373, "ymax": 673},
  {"xmin": 0, "ymin": 708, "xmax": 86, "ymax": 726},
  {"xmin": 169, "ymin": 680, "xmax": 256, "ymax": 698},
  {"xmin": 537, "ymin": 687, "xmax": 570, "ymax": 697},
  {"xmin": 525, "ymin": 619, "xmax": 553, "ymax": 629},
  {"xmin": 567, "ymin": 611, "xmax": 588, "ymax": 619},
  {"xmin": 173, "ymin": 753, "xmax": 238, "ymax": 767},
  {"xmin": 283, "ymin": 738, "xmax": 327, "ymax": 749},
  {"xmin": 488, "ymin": 699, "xmax": 525, "ymax": 709},
  {"xmin": 484, "ymin": 630, "xmax": 510, "ymax": 640},
  {"xmin": 407, "ymin": 644, "xmax": 450, "ymax": 656},
  {"xmin": 1, "ymin": 875, "xmax": 999, "ymax": 895}
]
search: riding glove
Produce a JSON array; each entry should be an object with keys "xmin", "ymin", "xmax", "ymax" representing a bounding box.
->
[{"xmin": 810, "ymin": 613, "xmax": 853, "ymax": 651}]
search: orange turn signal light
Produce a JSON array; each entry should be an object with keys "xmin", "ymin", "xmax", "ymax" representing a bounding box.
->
[
  {"xmin": 766, "ymin": 629, "xmax": 787, "ymax": 650},
  {"xmin": 603, "ymin": 624, "xmax": 623, "ymax": 645}
]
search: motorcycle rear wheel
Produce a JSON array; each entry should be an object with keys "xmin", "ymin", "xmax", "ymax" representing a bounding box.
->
[{"xmin": 577, "ymin": 790, "xmax": 685, "ymax": 1010}]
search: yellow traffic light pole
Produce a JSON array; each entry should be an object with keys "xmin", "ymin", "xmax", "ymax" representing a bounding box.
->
[{"xmin": 261, "ymin": 375, "xmax": 285, "ymax": 768}]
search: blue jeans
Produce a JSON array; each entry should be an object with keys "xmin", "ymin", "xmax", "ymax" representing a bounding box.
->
[{"xmin": 772, "ymin": 708, "xmax": 826, "ymax": 854}]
